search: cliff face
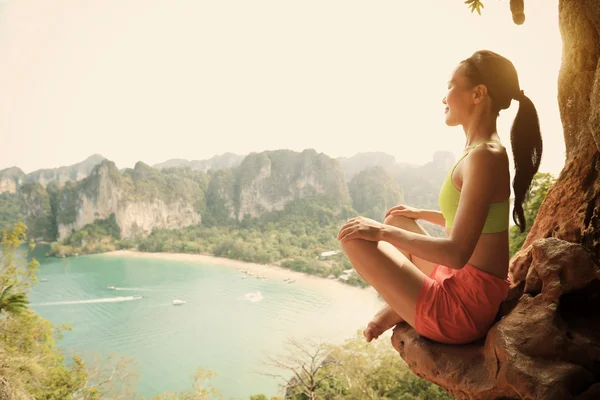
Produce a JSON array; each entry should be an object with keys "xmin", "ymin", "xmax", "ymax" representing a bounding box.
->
[
  {"xmin": 25, "ymin": 154, "xmax": 106, "ymax": 189},
  {"xmin": 348, "ymin": 166, "xmax": 404, "ymax": 221},
  {"xmin": 235, "ymin": 149, "xmax": 350, "ymax": 220},
  {"xmin": 0, "ymin": 155, "xmax": 105, "ymax": 194},
  {"xmin": 0, "ymin": 167, "xmax": 25, "ymax": 194},
  {"xmin": 19, "ymin": 183, "xmax": 53, "ymax": 241},
  {"xmin": 56, "ymin": 161, "xmax": 201, "ymax": 241},
  {"xmin": 6, "ymin": 149, "xmax": 450, "ymax": 244}
]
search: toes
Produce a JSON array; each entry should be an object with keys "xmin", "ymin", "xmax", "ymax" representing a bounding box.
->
[{"xmin": 364, "ymin": 322, "xmax": 381, "ymax": 342}]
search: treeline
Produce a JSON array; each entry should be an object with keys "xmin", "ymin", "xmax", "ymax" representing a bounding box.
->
[{"xmin": 250, "ymin": 332, "xmax": 453, "ymax": 400}]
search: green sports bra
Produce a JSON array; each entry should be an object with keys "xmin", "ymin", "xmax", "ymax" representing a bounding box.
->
[{"xmin": 438, "ymin": 139, "xmax": 510, "ymax": 233}]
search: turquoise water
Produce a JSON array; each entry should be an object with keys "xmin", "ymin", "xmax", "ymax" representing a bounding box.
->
[{"xmin": 29, "ymin": 249, "xmax": 382, "ymax": 399}]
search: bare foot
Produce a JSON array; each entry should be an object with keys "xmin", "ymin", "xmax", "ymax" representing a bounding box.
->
[{"xmin": 363, "ymin": 305, "xmax": 404, "ymax": 342}]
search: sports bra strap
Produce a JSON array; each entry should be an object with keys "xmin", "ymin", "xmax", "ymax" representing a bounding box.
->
[{"xmin": 450, "ymin": 139, "xmax": 502, "ymax": 175}]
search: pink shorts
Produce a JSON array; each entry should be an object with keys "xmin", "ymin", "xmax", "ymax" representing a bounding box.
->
[{"xmin": 414, "ymin": 263, "xmax": 510, "ymax": 344}]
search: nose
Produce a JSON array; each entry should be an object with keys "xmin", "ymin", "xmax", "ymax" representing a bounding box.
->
[{"xmin": 442, "ymin": 97, "xmax": 447, "ymax": 105}]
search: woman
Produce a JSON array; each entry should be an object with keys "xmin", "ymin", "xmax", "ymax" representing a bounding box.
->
[{"xmin": 337, "ymin": 50, "xmax": 542, "ymax": 345}]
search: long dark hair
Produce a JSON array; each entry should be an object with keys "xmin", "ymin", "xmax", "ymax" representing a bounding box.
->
[{"xmin": 461, "ymin": 50, "xmax": 543, "ymax": 233}]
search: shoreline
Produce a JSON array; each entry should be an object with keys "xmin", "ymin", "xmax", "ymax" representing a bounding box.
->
[{"xmin": 100, "ymin": 249, "xmax": 381, "ymax": 298}]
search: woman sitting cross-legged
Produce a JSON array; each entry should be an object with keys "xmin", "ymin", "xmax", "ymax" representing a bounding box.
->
[{"xmin": 337, "ymin": 50, "xmax": 543, "ymax": 345}]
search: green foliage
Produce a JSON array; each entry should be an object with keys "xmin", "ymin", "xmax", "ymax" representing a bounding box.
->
[
  {"xmin": 204, "ymin": 168, "xmax": 238, "ymax": 226},
  {"xmin": 55, "ymin": 181, "xmax": 82, "ymax": 224},
  {"xmin": 51, "ymin": 214, "xmax": 123, "ymax": 256},
  {"xmin": 121, "ymin": 161, "xmax": 205, "ymax": 206},
  {"xmin": 0, "ymin": 223, "xmax": 88, "ymax": 400},
  {"xmin": 250, "ymin": 395, "xmax": 269, "ymax": 400},
  {"xmin": 509, "ymin": 172, "xmax": 556, "ymax": 257},
  {"xmin": 0, "ymin": 193, "xmax": 24, "ymax": 233},
  {"xmin": 465, "ymin": 0, "xmax": 484, "ymax": 15},
  {"xmin": 143, "ymin": 368, "xmax": 221, "ymax": 400},
  {"xmin": 19, "ymin": 182, "xmax": 55, "ymax": 241},
  {"xmin": 136, "ymin": 199, "xmax": 356, "ymax": 281},
  {"xmin": 257, "ymin": 332, "xmax": 453, "ymax": 400},
  {"xmin": 0, "ymin": 285, "xmax": 29, "ymax": 315},
  {"xmin": 349, "ymin": 166, "xmax": 404, "ymax": 221}
]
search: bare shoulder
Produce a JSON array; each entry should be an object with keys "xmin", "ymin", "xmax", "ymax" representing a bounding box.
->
[{"xmin": 465, "ymin": 142, "xmax": 507, "ymax": 172}]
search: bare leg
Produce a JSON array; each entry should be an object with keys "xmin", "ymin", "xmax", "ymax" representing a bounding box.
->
[
  {"xmin": 362, "ymin": 214, "xmax": 437, "ymax": 342},
  {"xmin": 341, "ymin": 237, "xmax": 426, "ymax": 331}
]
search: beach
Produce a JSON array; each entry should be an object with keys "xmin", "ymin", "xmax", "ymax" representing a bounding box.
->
[{"xmin": 102, "ymin": 249, "xmax": 382, "ymax": 300}]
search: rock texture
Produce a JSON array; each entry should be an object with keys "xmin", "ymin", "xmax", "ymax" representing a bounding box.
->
[
  {"xmin": 390, "ymin": 1, "xmax": 600, "ymax": 398},
  {"xmin": 25, "ymin": 154, "xmax": 106, "ymax": 189},
  {"xmin": 392, "ymin": 238, "xmax": 600, "ymax": 400},
  {"xmin": 0, "ymin": 167, "xmax": 25, "ymax": 194},
  {"xmin": 234, "ymin": 149, "xmax": 350, "ymax": 220},
  {"xmin": 56, "ymin": 161, "xmax": 201, "ymax": 241}
]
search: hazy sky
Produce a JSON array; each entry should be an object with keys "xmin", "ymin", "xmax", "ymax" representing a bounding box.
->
[{"xmin": 0, "ymin": 0, "xmax": 564, "ymax": 175}]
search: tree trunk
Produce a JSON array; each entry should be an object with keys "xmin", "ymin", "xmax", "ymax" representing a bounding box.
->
[{"xmin": 525, "ymin": 0, "xmax": 600, "ymax": 256}]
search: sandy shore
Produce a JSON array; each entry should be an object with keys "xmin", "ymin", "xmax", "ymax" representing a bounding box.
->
[{"xmin": 101, "ymin": 250, "xmax": 381, "ymax": 300}]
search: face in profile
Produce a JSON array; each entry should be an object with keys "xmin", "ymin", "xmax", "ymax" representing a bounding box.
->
[{"xmin": 442, "ymin": 64, "xmax": 480, "ymax": 127}]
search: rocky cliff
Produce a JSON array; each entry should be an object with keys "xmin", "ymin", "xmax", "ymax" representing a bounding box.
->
[
  {"xmin": 348, "ymin": 165, "xmax": 404, "ymax": 221},
  {"xmin": 3, "ymin": 149, "xmax": 452, "ymax": 245},
  {"xmin": 234, "ymin": 149, "xmax": 351, "ymax": 220},
  {"xmin": 0, "ymin": 167, "xmax": 25, "ymax": 194},
  {"xmin": 19, "ymin": 183, "xmax": 54, "ymax": 241},
  {"xmin": 0, "ymin": 155, "xmax": 105, "ymax": 194},
  {"xmin": 26, "ymin": 154, "xmax": 106, "ymax": 189},
  {"xmin": 56, "ymin": 161, "xmax": 202, "ymax": 241}
]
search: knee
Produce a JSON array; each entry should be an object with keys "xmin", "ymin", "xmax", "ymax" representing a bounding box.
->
[
  {"xmin": 340, "ymin": 236, "xmax": 375, "ymax": 254},
  {"xmin": 384, "ymin": 214, "xmax": 416, "ymax": 228}
]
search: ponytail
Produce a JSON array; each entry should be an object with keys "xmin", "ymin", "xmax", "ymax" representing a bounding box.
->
[
  {"xmin": 461, "ymin": 50, "xmax": 544, "ymax": 233},
  {"xmin": 510, "ymin": 92, "xmax": 543, "ymax": 233}
]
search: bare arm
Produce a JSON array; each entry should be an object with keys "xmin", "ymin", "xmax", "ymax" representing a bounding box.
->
[
  {"xmin": 380, "ymin": 145, "xmax": 502, "ymax": 269},
  {"xmin": 417, "ymin": 210, "xmax": 446, "ymax": 227}
]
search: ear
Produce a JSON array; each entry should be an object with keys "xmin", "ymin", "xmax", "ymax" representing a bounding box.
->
[{"xmin": 472, "ymin": 84, "xmax": 488, "ymax": 104}]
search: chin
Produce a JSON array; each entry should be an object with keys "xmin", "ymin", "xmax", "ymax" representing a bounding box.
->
[{"xmin": 444, "ymin": 115, "xmax": 459, "ymax": 127}]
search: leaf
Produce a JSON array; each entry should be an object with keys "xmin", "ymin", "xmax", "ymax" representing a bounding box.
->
[{"xmin": 466, "ymin": 0, "xmax": 484, "ymax": 14}]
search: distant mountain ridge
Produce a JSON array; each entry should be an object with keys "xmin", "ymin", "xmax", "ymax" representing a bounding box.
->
[
  {"xmin": 1, "ymin": 148, "xmax": 454, "ymax": 242},
  {"xmin": 0, "ymin": 154, "xmax": 107, "ymax": 194},
  {"xmin": 153, "ymin": 153, "xmax": 246, "ymax": 172}
]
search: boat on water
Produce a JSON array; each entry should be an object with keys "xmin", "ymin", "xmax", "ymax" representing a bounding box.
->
[
  {"xmin": 40, "ymin": 278, "xmax": 48, "ymax": 282},
  {"xmin": 244, "ymin": 291, "xmax": 263, "ymax": 302},
  {"xmin": 172, "ymin": 299, "xmax": 186, "ymax": 305},
  {"xmin": 107, "ymin": 285, "xmax": 116, "ymax": 290}
]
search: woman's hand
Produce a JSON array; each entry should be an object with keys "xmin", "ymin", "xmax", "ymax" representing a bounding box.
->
[
  {"xmin": 337, "ymin": 216, "xmax": 386, "ymax": 243},
  {"xmin": 384, "ymin": 204, "xmax": 423, "ymax": 220}
]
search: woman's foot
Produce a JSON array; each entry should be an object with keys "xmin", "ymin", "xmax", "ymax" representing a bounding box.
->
[{"xmin": 363, "ymin": 305, "xmax": 404, "ymax": 342}]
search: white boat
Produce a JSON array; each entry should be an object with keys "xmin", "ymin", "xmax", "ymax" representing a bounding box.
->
[
  {"xmin": 244, "ymin": 291, "xmax": 263, "ymax": 303},
  {"xmin": 107, "ymin": 285, "xmax": 116, "ymax": 290},
  {"xmin": 172, "ymin": 299, "xmax": 186, "ymax": 305}
]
